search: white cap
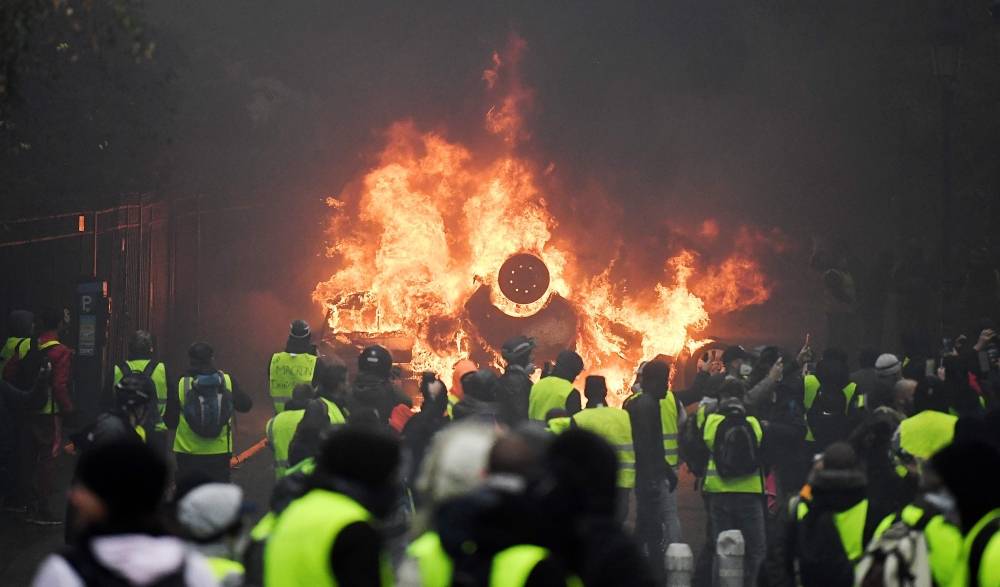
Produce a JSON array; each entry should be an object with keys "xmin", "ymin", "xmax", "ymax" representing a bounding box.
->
[{"xmin": 177, "ymin": 483, "xmax": 244, "ymax": 540}]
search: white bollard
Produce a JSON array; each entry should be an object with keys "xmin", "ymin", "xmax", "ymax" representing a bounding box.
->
[
  {"xmin": 665, "ymin": 542, "xmax": 694, "ymax": 587},
  {"xmin": 714, "ymin": 529, "xmax": 745, "ymax": 587}
]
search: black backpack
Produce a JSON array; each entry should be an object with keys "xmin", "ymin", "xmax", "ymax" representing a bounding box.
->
[
  {"xmin": 182, "ymin": 372, "xmax": 233, "ymax": 438},
  {"xmin": 61, "ymin": 542, "xmax": 186, "ymax": 586},
  {"xmin": 807, "ymin": 386, "xmax": 849, "ymax": 450},
  {"xmin": 713, "ymin": 404, "xmax": 760, "ymax": 479},
  {"xmin": 679, "ymin": 412, "xmax": 710, "ymax": 477},
  {"xmin": 12, "ymin": 338, "xmax": 54, "ymax": 403}
]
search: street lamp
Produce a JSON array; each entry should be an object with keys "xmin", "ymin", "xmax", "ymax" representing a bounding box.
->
[{"xmin": 931, "ymin": 0, "xmax": 964, "ymax": 337}]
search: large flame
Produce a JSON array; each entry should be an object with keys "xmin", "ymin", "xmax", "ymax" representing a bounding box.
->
[{"xmin": 313, "ymin": 35, "xmax": 775, "ymax": 397}]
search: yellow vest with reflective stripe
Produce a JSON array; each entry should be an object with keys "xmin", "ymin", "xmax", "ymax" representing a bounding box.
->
[
  {"xmin": 266, "ymin": 409, "xmax": 306, "ymax": 478},
  {"xmin": 34, "ymin": 340, "xmax": 62, "ymax": 414},
  {"xmin": 898, "ymin": 410, "xmax": 957, "ymax": 460},
  {"xmin": 528, "ymin": 377, "xmax": 575, "ymax": 421},
  {"xmin": 173, "ymin": 372, "xmax": 234, "ymax": 455},
  {"xmin": 265, "ymin": 489, "xmax": 390, "ymax": 587},
  {"xmin": 114, "ymin": 359, "xmax": 169, "ymax": 431},
  {"xmin": 950, "ymin": 508, "xmax": 1000, "ymax": 587},
  {"xmin": 803, "ymin": 376, "xmax": 859, "ymax": 442},
  {"xmin": 569, "ymin": 407, "xmax": 636, "ymax": 488},
  {"xmin": 796, "ymin": 498, "xmax": 868, "ymax": 562},
  {"xmin": 269, "ymin": 352, "xmax": 318, "ymax": 414},
  {"xmin": 408, "ymin": 531, "xmax": 452, "ymax": 587},
  {"xmin": 702, "ymin": 412, "xmax": 763, "ymax": 494},
  {"xmin": 0, "ymin": 337, "xmax": 27, "ymax": 373},
  {"xmin": 660, "ymin": 391, "xmax": 680, "ymax": 467},
  {"xmin": 206, "ymin": 557, "xmax": 245, "ymax": 584}
]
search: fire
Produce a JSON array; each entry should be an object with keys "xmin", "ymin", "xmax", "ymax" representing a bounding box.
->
[{"xmin": 313, "ymin": 35, "xmax": 775, "ymax": 397}]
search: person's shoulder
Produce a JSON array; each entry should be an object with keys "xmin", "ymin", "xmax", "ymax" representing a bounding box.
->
[
  {"xmin": 182, "ymin": 550, "xmax": 220, "ymax": 587},
  {"xmin": 31, "ymin": 554, "xmax": 84, "ymax": 587}
]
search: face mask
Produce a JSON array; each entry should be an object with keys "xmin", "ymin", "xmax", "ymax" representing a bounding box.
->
[
  {"xmin": 739, "ymin": 363, "xmax": 753, "ymax": 378},
  {"xmin": 923, "ymin": 489, "xmax": 957, "ymax": 517}
]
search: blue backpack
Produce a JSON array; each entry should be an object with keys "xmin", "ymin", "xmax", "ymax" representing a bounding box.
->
[{"xmin": 182, "ymin": 372, "xmax": 233, "ymax": 438}]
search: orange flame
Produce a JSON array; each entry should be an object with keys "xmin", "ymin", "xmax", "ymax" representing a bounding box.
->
[{"xmin": 313, "ymin": 37, "xmax": 774, "ymax": 395}]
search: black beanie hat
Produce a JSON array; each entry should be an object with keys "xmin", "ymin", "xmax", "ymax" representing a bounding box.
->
[
  {"xmin": 76, "ymin": 440, "xmax": 168, "ymax": 523},
  {"xmin": 553, "ymin": 350, "xmax": 584, "ymax": 379}
]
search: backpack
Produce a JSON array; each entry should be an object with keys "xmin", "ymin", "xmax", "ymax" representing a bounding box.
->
[
  {"xmin": 182, "ymin": 372, "xmax": 233, "ymax": 438},
  {"xmin": 61, "ymin": 542, "xmax": 186, "ymax": 587},
  {"xmin": 791, "ymin": 499, "xmax": 856, "ymax": 587},
  {"xmin": 118, "ymin": 362, "xmax": 161, "ymax": 425},
  {"xmin": 679, "ymin": 411, "xmax": 710, "ymax": 477},
  {"xmin": 713, "ymin": 405, "xmax": 760, "ymax": 479},
  {"xmin": 12, "ymin": 338, "xmax": 55, "ymax": 404},
  {"xmin": 807, "ymin": 385, "xmax": 849, "ymax": 450},
  {"xmin": 855, "ymin": 515, "xmax": 933, "ymax": 587}
]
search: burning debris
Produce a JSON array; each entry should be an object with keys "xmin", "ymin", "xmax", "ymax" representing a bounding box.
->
[{"xmin": 313, "ymin": 35, "xmax": 776, "ymax": 398}]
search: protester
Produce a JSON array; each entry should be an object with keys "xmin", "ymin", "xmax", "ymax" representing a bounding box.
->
[
  {"xmin": 267, "ymin": 320, "xmax": 320, "ymax": 415},
  {"xmin": 528, "ymin": 350, "xmax": 583, "ymax": 421},
  {"xmin": 31, "ymin": 440, "xmax": 217, "ymax": 586},
  {"xmin": 399, "ymin": 420, "xmax": 498, "ymax": 586},
  {"xmin": 351, "ymin": 345, "xmax": 411, "ymax": 427},
  {"xmin": 540, "ymin": 428, "xmax": 657, "ymax": 587},
  {"xmin": 10, "ymin": 308, "xmax": 74, "ymax": 525},
  {"xmin": 176, "ymin": 483, "xmax": 247, "ymax": 587},
  {"xmin": 785, "ymin": 442, "xmax": 879, "ymax": 587},
  {"xmin": 265, "ymin": 383, "xmax": 315, "ymax": 478},
  {"xmin": 448, "ymin": 358, "xmax": 477, "ymax": 417},
  {"xmin": 497, "ymin": 335, "xmax": 536, "ymax": 424},
  {"xmin": 701, "ymin": 379, "xmax": 767, "ymax": 587},
  {"xmin": 264, "ymin": 425, "xmax": 400, "ymax": 586},
  {"xmin": 400, "ymin": 372, "xmax": 450, "ymax": 490},
  {"xmin": 451, "ymin": 368, "xmax": 504, "ymax": 424},
  {"xmin": 0, "ymin": 360, "xmax": 48, "ymax": 511},
  {"xmin": 547, "ymin": 375, "xmax": 636, "ymax": 521},
  {"xmin": 625, "ymin": 358, "xmax": 682, "ymax": 579},
  {"xmin": 113, "ymin": 330, "xmax": 171, "ymax": 455},
  {"xmin": 165, "ymin": 342, "xmax": 252, "ymax": 484}
]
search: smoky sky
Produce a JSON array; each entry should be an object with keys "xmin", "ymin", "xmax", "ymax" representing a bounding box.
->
[{"xmin": 143, "ymin": 0, "xmax": 949, "ymax": 245}]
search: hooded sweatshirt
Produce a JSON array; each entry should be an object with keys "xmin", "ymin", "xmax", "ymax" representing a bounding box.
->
[{"xmin": 32, "ymin": 534, "xmax": 217, "ymax": 587}]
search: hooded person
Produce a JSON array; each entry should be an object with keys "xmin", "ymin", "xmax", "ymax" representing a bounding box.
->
[
  {"xmin": 528, "ymin": 350, "xmax": 583, "ymax": 422},
  {"xmin": 539, "ymin": 428, "xmax": 657, "ymax": 587},
  {"xmin": 0, "ymin": 360, "xmax": 48, "ymax": 511},
  {"xmin": 785, "ymin": 442, "xmax": 880, "ymax": 587},
  {"xmin": 351, "ymin": 345, "xmax": 411, "ymax": 428},
  {"xmin": 31, "ymin": 440, "xmax": 217, "ymax": 587},
  {"xmin": 497, "ymin": 336, "xmax": 536, "ymax": 425},
  {"xmin": 265, "ymin": 425, "xmax": 401, "ymax": 586},
  {"xmin": 176, "ymin": 483, "xmax": 248, "ymax": 586},
  {"xmin": 398, "ymin": 421, "xmax": 500, "ymax": 587}
]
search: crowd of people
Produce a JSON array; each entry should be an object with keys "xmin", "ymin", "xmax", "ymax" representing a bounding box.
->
[{"xmin": 2, "ymin": 309, "xmax": 1000, "ymax": 586}]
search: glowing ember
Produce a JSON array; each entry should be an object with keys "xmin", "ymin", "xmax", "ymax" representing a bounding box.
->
[{"xmin": 312, "ymin": 35, "xmax": 775, "ymax": 397}]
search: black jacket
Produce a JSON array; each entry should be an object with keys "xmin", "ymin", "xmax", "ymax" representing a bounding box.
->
[
  {"xmin": 625, "ymin": 391, "xmax": 678, "ymax": 494},
  {"xmin": 350, "ymin": 371, "xmax": 411, "ymax": 426},
  {"xmin": 497, "ymin": 366, "xmax": 533, "ymax": 424}
]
